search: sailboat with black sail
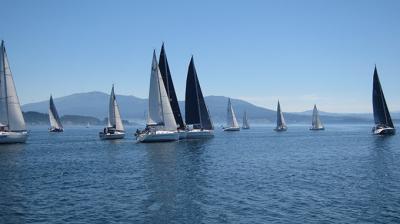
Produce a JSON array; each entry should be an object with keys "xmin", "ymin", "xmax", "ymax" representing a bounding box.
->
[
  {"xmin": 310, "ymin": 104, "xmax": 324, "ymax": 130},
  {"xmin": 372, "ymin": 66, "xmax": 395, "ymax": 135},
  {"xmin": 224, "ymin": 98, "xmax": 240, "ymax": 131},
  {"xmin": 99, "ymin": 85, "xmax": 125, "ymax": 139},
  {"xmin": 274, "ymin": 100, "xmax": 287, "ymax": 132},
  {"xmin": 136, "ymin": 51, "xmax": 179, "ymax": 142},
  {"xmin": 185, "ymin": 56, "xmax": 214, "ymax": 138},
  {"xmin": 159, "ymin": 43, "xmax": 186, "ymax": 139},
  {"xmin": 49, "ymin": 95, "xmax": 63, "ymax": 132},
  {"xmin": 0, "ymin": 40, "xmax": 28, "ymax": 143}
]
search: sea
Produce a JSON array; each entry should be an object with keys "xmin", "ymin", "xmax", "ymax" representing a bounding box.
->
[{"xmin": 0, "ymin": 124, "xmax": 399, "ymax": 224}]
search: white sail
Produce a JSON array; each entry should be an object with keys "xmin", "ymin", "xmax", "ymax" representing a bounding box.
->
[
  {"xmin": 0, "ymin": 41, "xmax": 26, "ymax": 131},
  {"xmin": 311, "ymin": 105, "xmax": 323, "ymax": 129},
  {"xmin": 147, "ymin": 51, "xmax": 177, "ymax": 131},
  {"xmin": 242, "ymin": 111, "xmax": 249, "ymax": 128},
  {"xmin": 108, "ymin": 85, "xmax": 124, "ymax": 131},
  {"xmin": 276, "ymin": 101, "xmax": 286, "ymax": 128},
  {"xmin": 49, "ymin": 96, "xmax": 63, "ymax": 130},
  {"xmin": 226, "ymin": 98, "xmax": 239, "ymax": 128}
]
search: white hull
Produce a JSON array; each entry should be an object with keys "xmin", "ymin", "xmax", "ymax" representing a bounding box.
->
[
  {"xmin": 99, "ymin": 131, "xmax": 125, "ymax": 140},
  {"xmin": 223, "ymin": 127, "xmax": 240, "ymax": 131},
  {"xmin": 137, "ymin": 131, "xmax": 179, "ymax": 143},
  {"xmin": 186, "ymin": 129, "xmax": 214, "ymax": 139},
  {"xmin": 0, "ymin": 131, "xmax": 28, "ymax": 144},
  {"xmin": 274, "ymin": 126, "xmax": 287, "ymax": 132},
  {"xmin": 372, "ymin": 126, "xmax": 396, "ymax": 135}
]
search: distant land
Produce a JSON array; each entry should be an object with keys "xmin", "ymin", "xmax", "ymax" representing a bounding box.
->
[
  {"xmin": 22, "ymin": 91, "xmax": 400, "ymax": 125},
  {"xmin": 23, "ymin": 111, "xmax": 133, "ymax": 126}
]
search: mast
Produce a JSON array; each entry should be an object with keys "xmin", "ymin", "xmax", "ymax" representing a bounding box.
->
[{"xmin": 1, "ymin": 41, "xmax": 10, "ymax": 128}]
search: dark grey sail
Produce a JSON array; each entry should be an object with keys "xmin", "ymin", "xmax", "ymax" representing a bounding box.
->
[
  {"xmin": 159, "ymin": 43, "xmax": 185, "ymax": 130},
  {"xmin": 372, "ymin": 66, "xmax": 394, "ymax": 128},
  {"xmin": 49, "ymin": 95, "xmax": 63, "ymax": 129},
  {"xmin": 185, "ymin": 57, "xmax": 213, "ymax": 130}
]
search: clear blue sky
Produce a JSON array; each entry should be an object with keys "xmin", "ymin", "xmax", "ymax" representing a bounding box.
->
[{"xmin": 1, "ymin": 0, "xmax": 399, "ymax": 112}]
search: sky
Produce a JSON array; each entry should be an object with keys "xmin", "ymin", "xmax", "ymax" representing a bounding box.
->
[{"xmin": 1, "ymin": 0, "xmax": 399, "ymax": 113}]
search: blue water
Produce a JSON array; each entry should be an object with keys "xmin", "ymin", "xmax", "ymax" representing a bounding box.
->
[{"xmin": 0, "ymin": 125, "xmax": 399, "ymax": 223}]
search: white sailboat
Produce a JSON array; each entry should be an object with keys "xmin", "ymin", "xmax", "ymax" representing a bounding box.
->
[
  {"xmin": 99, "ymin": 85, "xmax": 125, "ymax": 139},
  {"xmin": 310, "ymin": 104, "xmax": 324, "ymax": 130},
  {"xmin": 274, "ymin": 100, "xmax": 287, "ymax": 132},
  {"xmin": 49, "ymin": 95, "xmax": 63, "ymax": 132},
  {"xmin": 185, "ymin": 56, "xmax": 214, "ymax": 138},
  {"xmin": 0, "ymin": 41, "xmax": 28, "ymax": 143},
  {"xmin": 242, "ymin": 111, "xmax": 250, "ymax": 129},
  {"xmin": 136, "ymin": 50, "xmax": 179, "ymax": 143},
  {"xmin": 223, "ymin": 98, "xmax": 240, "ymax": 131}
]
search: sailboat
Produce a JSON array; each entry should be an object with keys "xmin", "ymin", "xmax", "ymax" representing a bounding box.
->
[
  {"xmin": 372, "ymin": 66, "xmax": 395, "ymax": 135},
  {"xmin": 0, "ymin": 41, "xmax": 28, "ymax": 143},
  {"xmin": 242, "ymin": 111, "xmax": 250, "ymax": 129},
  {"xmin": 99, "ymin": 85, "xmax": 125, "ymax": 139},
  {"xmin": 159, "ymin": 43, "xmax": 186, "ymax": 139},
  {"xmin": 185, "ymin": 56, "xmax": 214, "ymax": 138},
  {"xmin": 223, "ymin": 98, "xmax": 240, "ymax": 131},
  {"xmin": 136, "ymin": 50, "xmax": 179, "ymax": 143},
  {"xmin": 274, "ymin": 100, "xmax": 287, "ymax": 131},
  {"xmin": 49, "ymin": 95, "xmax": 64, "ymax": 132},
  {"xmin": 310, "ymin": 104, "xmax": 324, "ymax": 130}
]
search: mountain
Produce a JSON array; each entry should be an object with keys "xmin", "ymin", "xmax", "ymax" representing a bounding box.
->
[
  {"xmin": 22, "ymin": 91, "xmax": 374, "ymax": 124},
  {"xmin": 23, "ymin": 111, "xmax": 102, "ymax": 125},
  {"xmin": 23, "ymin": 111, "xmax": 134, "ymax": 126}
]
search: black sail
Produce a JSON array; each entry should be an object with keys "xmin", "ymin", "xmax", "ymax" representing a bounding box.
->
[
  {"xmin": 372, "ymin": 66, "xmax": 394, "ymax": 128},
  {"xmin": 185, "ymin": 57, "xmax": 213, "ymax": 130},
  {"xmin": 49, "ymin": 95, "xmax": 63, "ymax": 129},
  {"xmin": 158, "ymin": 43, "xmax": 185, "ymax": 129}
]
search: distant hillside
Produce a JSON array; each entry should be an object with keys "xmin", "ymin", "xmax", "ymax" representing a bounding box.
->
[
  {"xmin": 22, "ymin": 91, "xmax": 374, "ymax": 124},
  {"xmin": 23, "ymin": 111, "xmax": 102, "ymax": 125}
]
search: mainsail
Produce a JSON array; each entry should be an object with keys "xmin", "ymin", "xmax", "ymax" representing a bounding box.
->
[
  {"xmin": 242, "ymin": 111, "xmax": 249, "ymax": 128},
  {"xmin": 159, "ymin": 43, "xmax": 185, "ymax": 130},
  {"xmin": 226, "ymin": 98, "xmax": 239, "ymax": 128},
  {"xmin": 147, "ymin": 50, "xmax": 177, "ymax": 131},
  {"xmin": 108, "ymin": 85, "xmax": 124, "ymax": 131},
  {"xmin": 0, "ymin": 41, "xmax": 26, "ymax": 131},
  {"xmin": 49, "ymin": 95, "xmax": 63, "ymax": 130},
  {"xmin": 276, "ymin": 101, "xmax": 286, "ymax": 128},
  {"xmin": 311, "ymin": 104, "xmax": 323, "ymax": 129},
  {"xmin": 372, "ymin": 66, "xmax": 394, "ymax": 128},
  {"xmin": 185, "ymin": 57, "xmax": 213, "ymax": 130}
]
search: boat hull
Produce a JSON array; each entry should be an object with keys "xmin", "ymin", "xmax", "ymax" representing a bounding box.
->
[
  {"xmin": 178, "ymin": 130, "xmax": 187, "ymax": 140},
  {"xmin": 186, "ymin": 129, "xmax": 214, "ymax": 139},
  {"xmin": 274, "ymin": 127, "xmax": 288, "ymax": 132},
  {"xmin": 49, "ymin": 128, "xmax": 63, "ymax": 132},
  {"xmin": 372, "ymin": 127, "xmax": 396, "ymax": 135},
  {"xmin": 99, "ymin": 132, "xmax": 125, "ymax": 140},
  {"xmin": 137, "ymin": 131, "xmax": 179, "ymax": 143},
  {"xmin": 310, "ymin": 127, "xmax": 324, "ymax": 131},
  {"xmin": 0, "ymin": 131, "xmax": 28, "ymax": 144},
  {"xmin": 224, "ymin": 127, "xmax": 240, "ymax": 131},
  {"xmin": 242, "ymin": 127, "xmax": 250, "ymax": 130}
]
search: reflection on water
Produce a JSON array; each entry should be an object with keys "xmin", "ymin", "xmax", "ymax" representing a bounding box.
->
[{"xmin": 142, "ymin": 140, "xmax": 211, "ymax": 223}]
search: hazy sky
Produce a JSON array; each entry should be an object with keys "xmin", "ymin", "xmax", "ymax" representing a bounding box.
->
[{"xmin": 1, "ymin": 0, "xmax": 399, "ymax": 112}]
